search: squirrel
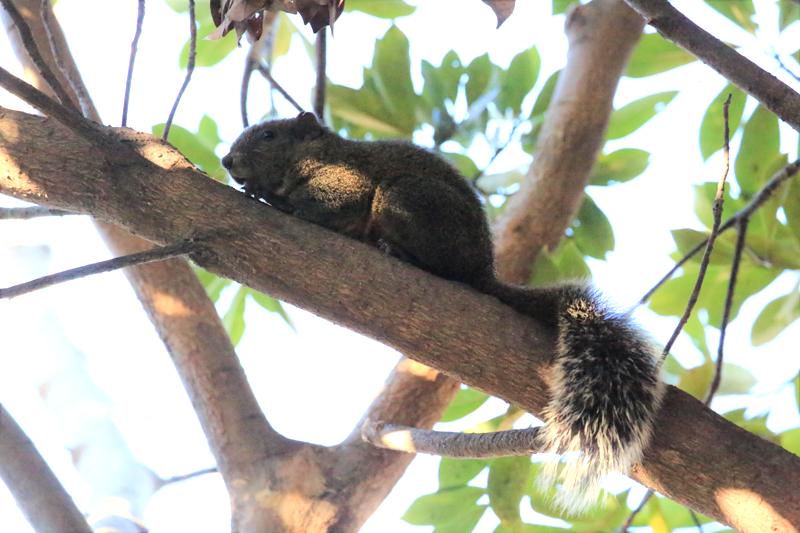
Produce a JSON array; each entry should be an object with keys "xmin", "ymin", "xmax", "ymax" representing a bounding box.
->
[{"xmin": 221, "ymin": 111, "xmax": 665, "ymax": 511}]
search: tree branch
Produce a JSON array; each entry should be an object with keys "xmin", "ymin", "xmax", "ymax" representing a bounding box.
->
[
  {"xmin": 493, "ymin": 0, "xmax": 646, "ymax": 281},
  {"xmin": 162, "ymin": 0, "xmax": 195, "ymax": 141},
  {"xmin": 121, "ymin": 0, "xmax": 145, "ymax": 127},
  {"xmin": 314, "ymin": 28, "xmax": 326, "ymax": 119},
  {"xmin": 2, "ymin": 3, "xmax": 292, "ymax": 525},
  {"xmin": 2, "ymin": 108, "xmax": 799, "ymax": 531},
  {"xmin": 0, "ymin": 404, "xmax": 92, "ymax": 533},
  {"xmin": 0, "ymin": 205, "xmax": 72, "ymax": 218},
  {"xmin": 623, "ymin": 0, "xmax": 800, "ymax": 131}
]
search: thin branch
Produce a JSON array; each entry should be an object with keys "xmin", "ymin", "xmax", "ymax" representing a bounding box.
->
[
  {"xmin": 622, "ymin": 489, "xmax": 653, "ymax": 532},
  {"xmin": 773, "ymin": 52, "xmax": 800, "ymax": 83},
  {"xmin": 241, "ymin": 55, "xmax": 255, "ymax": 128},
  {"xmin": 0, "ymin": 239, "xmax": 197, "ymax": 299},
  {"xmin": 0, "ymin": 0, "xmax": 75, "ymax": 109},
  {"xmin": 623, "ymin": 0, "xmax": 800, "ymax": 131},
  {"xmin": 314, "ymin": 28, "xmax": 326, "ymax": 119},
  {"xmin": 640, "ymin": 158, "xmax": 800, "ymax": 305},
  {"xmin": 472, "ymin": 118, "xmax": 524, "ymax": 183},
  {"xmin": 0, "ymin": 404, "xmax": 92, "ymax": 533},
  {"xmin": 254, "ymin": 62, "xmax": 304, "ymax": 113},
  {"xmin": 122, "ymin": 0, "xmax": 145, "ymax": 127},
  {"xmin": 39, "ymin": 0, "xmax": 91, "ymax": 116},
  {"xmin": 0, "ymin": 206, "xmax": 73, "ymax": 219},
  {"xmin": 161, "ymin": 466, "xmax": 218, "ymax": 486},
  {"xmin": 705, "ymin": 218, "xmax": 748, "ymax": 404},
  {"xmin": 0, "ymin": 65, "xmax": 119, "ymax": 152},
  {"xmin": 162, "ymin": 0, "xmax": 196, "ymax": 141},
  {"xmin": 362, "ymin": 421, "xmax": 540, "ymax": 458}
]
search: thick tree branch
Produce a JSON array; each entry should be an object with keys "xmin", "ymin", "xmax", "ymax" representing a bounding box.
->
[
  {"xmin": 623, "ymin": 0, "xmax": 800, "ymax": 131},
  {"xmin": 0, "ymin": 404, "xmax": 92, "ymax": 533},
  {"xmin": 2, "ymin": 109, "xmax": 799, "ymax": 531},
  {"xmin": 1, "ymin": 3, "xmax": 292, "ymax": 524},
  {"xmin": 493, "ymin": 0, "xmax": 646, "ymax": 281}
]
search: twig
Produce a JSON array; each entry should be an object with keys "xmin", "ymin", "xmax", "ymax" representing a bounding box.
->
[
  {"xmin": 705, "ymin": 218, "xmax": 748, "ymax": 404},
  {"xmin": 163, "ymin": 0, "xmax": 196, "ymax": 141},
  {"xmin": 254, "ymin": 63, "xmax": 304, "ymax": 113},
  {"xmin": 0, "ymin": 404, "xmax": 92, "ymax": 533},
  {"xmin": 624, "ymin": 0, "xmax": 800, "ymax": 130},
  {"xmin": 161, "ymin": 466, "xmax": 218, "ymax": 486},
  {"xmin": 0, "ymin": 206, "xmax": 73, "ymax": 219},
  {"xmin": 0, "ymin": 0, "xmax": 75, "ymax": 109},
  {"xmin": 0, "ymin": 239, "xmax": 197, "ymax": 299},
  {"xmin": 774, "ymin": 52, "xmax": 800, "ymax": 83},
  {"xmin": 39, "ymin": 0, "xmax": 91, "ymax": 116},
  {"xmin": 659, "ymin": 95, "xmax": 732, "ymax": 361},
  {"xmin": 314, "ymin": 28, "xmax": 326, "ymax": 119},
  {"xmin": 122, "ymin": 0, "xmax": 146, "ymax": 127},
  {"xmin": 361, "ymin": 420, "xmax": 540, "ymax": 457},
  {"xmin": 639, "ymin": 158, "xmax": 800, "ymax": 305},
  {"xmin": 472, "ymin": 118, "xmax": 524, "ymax": 182},
  {"xmin": 622, "ymin": 489, "xmax": 653, "ymax": 532},
  {"xmin": 690, "ymin": 508, "xmax": 704, "ymax": 531},
  {"xmin": 241, "ymin": 55, "xmax": 255, "ymax": 128},
  {"xmin": 0, "ymin": 65, "xmax": 115, "ymax": 151}
]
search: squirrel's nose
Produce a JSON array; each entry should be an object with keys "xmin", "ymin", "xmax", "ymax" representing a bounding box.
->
[{"xmin": 221, "ymin": 153, "xmax": 234, "ymax": 169}]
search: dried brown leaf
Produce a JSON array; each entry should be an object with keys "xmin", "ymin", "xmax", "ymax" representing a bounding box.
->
[
  {"xmin": 209, "ymin": 0, "xmax": 342, "ymax": 41},
  {"xmin": 482, "ymin": 0, "xmax": 515, "ymax": 28}
]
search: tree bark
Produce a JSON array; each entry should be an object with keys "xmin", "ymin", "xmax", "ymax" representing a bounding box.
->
[{"xmin": 1, "ymin": 109, "xmax": 798, "ymax": 531}]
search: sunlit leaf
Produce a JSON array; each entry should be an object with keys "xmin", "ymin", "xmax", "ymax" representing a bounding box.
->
[
  {"xmin": 606, "ymin": 91, "xmax": 677, "ymax": 140},
  {"xmin": 529, "ymin": 240, "xmax": 591, "ymax": 286},
  {"xmin": 372, "ymin": 26, "xmax": 417, "ymax": 132},
  {"xmin": 440, "ymin": 387, "xmax": 489, "ymax": 422},
  {"xmin": 249, "ymin": 289, "xmax": 294, "ymax": 329},
  {"xmin": 346, "ymin": 0, "xmax": 415, "ymax": 18},
  {"xmin": 734, "ymin": 105, "xmax": 780, "ymax": 195},
  {"xmin": 590, "ymin": 148, "xmax": 650, "ymax": 185},
  {"xmin": 498, "ymin": 47, "xmax": 540, "ymax": 113},
  {"xmin": 781, "ymin": 428, "xmax": 800, "ymax": 454},
  {"xmin": 152, "ymin": 116, "xmax": 226, "ymax": 180},
  {"xmin": 403, "ymin": 486, "xmax": 485, "ymax": 525},
  {"xmin": 439, "ymin": 458, "xmax": 486, "ymax": 489},
  {"xmin": 552, "ymin": 0, "xmax": 578, "ymax": 15},
  {"xmin": 573, "ymin": 195, "xmax": 614, "ymax": 259},
  {"xmin": 222, "ymin": 287, "xmax": 247, "ymax": 346},
  {"xmin": 181, "ymin": 20, "xmax": 237, "ymax": 68},
  {"xmin": 465, "ymin": 53, "xmax": 497, "ymax": 108},
  {"xmin": 780, "ymin": 0, "xmax": 800, "ymax": 30},
  {"xmin": 625, "ymin": 33, "xmax": 695, "ymax": 77},
  {"xmin": 706, "ymin": 0, "xmax": 757, "ymax": 33},
  {"xmin": 488, "ymin": 456, "xmax": 531, "ymax": 526},
  {"xmin": 751, "ymin": 291, "xmax": 800, "ymax": 345}
]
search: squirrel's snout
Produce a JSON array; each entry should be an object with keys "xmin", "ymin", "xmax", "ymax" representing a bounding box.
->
[{"xmin": 221, "ymin": 153, "xmax": 234, "ymax": 170}]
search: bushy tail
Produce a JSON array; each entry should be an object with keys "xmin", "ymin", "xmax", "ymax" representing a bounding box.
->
[{"xmin": 482, "ymin": 281, "xmax": 665, "ymax": 512}]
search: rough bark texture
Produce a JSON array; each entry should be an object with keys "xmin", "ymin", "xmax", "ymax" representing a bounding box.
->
[
  {"xmin": 2, "ymin": 109, "xmax": 799, "ymax": 531},
  {"xmin": 493, "ymin": 0, "xmax": 646, "ymax": 282},
  {"xmin": 0, "ymin": 405, "xmax": 92, "ymax": 533},
  {"xmin": 624, "ymin": 0, "xmax": 800, "ymax": 131}
]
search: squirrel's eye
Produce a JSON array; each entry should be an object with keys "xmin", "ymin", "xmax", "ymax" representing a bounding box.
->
[{"xmin": 262, "ymin": 130, "xmax": 275, "ymax": 140}]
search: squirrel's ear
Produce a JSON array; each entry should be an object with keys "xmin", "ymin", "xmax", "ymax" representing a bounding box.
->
[{"xmin": 295, "ymin": 111, "xmax": 325, "ymax": 140}]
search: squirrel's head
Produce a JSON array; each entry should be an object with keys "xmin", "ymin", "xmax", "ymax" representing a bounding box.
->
[{"xmin": 222, "ymin": 111, "xmax": 329, "ymax": 194}]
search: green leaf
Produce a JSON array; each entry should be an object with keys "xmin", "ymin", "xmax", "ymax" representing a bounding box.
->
[
  {"xmin": 734, "ymin": 105, "xmax": 780, "ymax": 195},
  {"xmin": 403, "ymin": 486, "xmax": 485, "ymax": 525},
  {"xmin": 498, "ymin": 47, "xmax": 540, "ymax": 113},
  {"xmin": 152, "ymin": 115, "xmax": 225, "ymax": 180},
  {"xmin": 751, "ymin": 291, "xmax": 800, "ymax": 345},
  {"xmin": 529, "ymin": 240, "xmax": 591, "ymax": 286},
  {"xmin": 530, "ymin": 70, "xmax": 560, "ymax": 118},
  {"xmin": 346, "ymin": 0, "xmax": 415, "ymax": 18},
  {"xmin": 371, "ymin": 26, "xmax": 417, "ymax": 132},
  {"xmin": 573, "ymin": 195, "xmax": 615, "ymax": 259},
  {"xmin": 273, "ymin": 13, "xmax": 295, "ymax": 59},
  {"xmin": 465, "ymin": 53, "xmax": 496, "ymax": 108},
  {"xmin": 442, "ymin": 152, "xmax": 480, "ymax": 180},
  {"xmin": 625, "ymin": 33, "xmax": 696, "ymax": 77},
  {"xmin": 433, "ymin": 504, "xmax": 487, "ymax": 533},
  {"xmin": 249, "ymin": 290, "xmax": 294, "ymax": 330},
  {"xmin": 783, "ymin": 167, "xmax": 800, "ymax": 240},
  {"xmin": 590, "ymin": 148, "xmax": 650, "ymax": 185},
  {"xmin": 606, "ymin": 91, "xmax": 677, "ymax": 140},
  {"xmin": 670, "ymin": 228, "xmax": 736, "ymax": 266},
  {"xmin": 165, "ymin": 0, "xmax": 188, "ymax": 13},
  {"xmin": 552, "ymin": 0, "xmax": 578, "ymax": 15},
  {"xmin": 195, "ymin": 268, "xmax": 230, "ymax": 303},
  {"xmin": 327, "ymin": 84, "xmax": 405, "ymax": 136},
  {"xmin": 679, "ymin": 361, "xmax": 713, "ymax": 399},
  {"xmin": 725, "ymin": 409, "xmax": 774, "ymax": 439},
  {"xmin": 488, "ymin": 457, "xmax": 531, "ymax": 525},
  {"xmin": 706, "ymin": 0, "xmax": 757, "ymax": 33},
  {"xmin": 223, "ymin": 287, "xmax": 247, "ymax": 346},
  {"xmin": 439, "ymin": 458, "xmax": 487, "ymax": 489},
  {"xmin": 181, "ymin": 20, "xmax": 237, "ymax": 68},
  {"xmin": 717, "ymin": 364, "xmax": 757, "ymax": 395},
  {"xmin": 699, "ymin": 84, "xmax": 747, "ymax": 160},
  {"xmin": 781, "ymin": 428, "xmax": 800, "ymax": 454},
  {"xmin": 476, "ymin": 170, "xmax": 524, "ymax": 194},
  {"xmin": 440, "ymin": 387, "xmax": 489, "ymax": 422},
  {"xmin": 780, "ymin": 0, "xmax": 800, "ymax": 30}
]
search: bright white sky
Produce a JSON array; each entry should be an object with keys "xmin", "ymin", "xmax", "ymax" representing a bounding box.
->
[{"xmin": 1, "ymin": 1, "xmax": 799, "ymax": 531}]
